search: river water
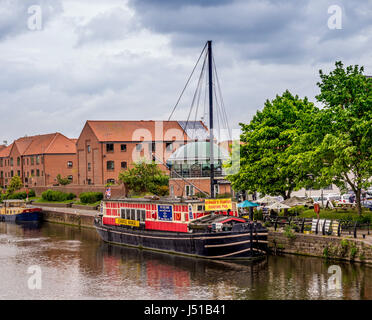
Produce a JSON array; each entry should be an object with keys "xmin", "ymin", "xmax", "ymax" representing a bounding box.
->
[{"xmin": 0, "ymin": 221, "xmax": 371, "ymax": 300}]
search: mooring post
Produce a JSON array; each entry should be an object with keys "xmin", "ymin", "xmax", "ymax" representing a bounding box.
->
[
  {"xmin": 300, "ymin": 218, "xmax": 305, "ymax": 233},
  {"xmin": 354, "ymin": 222, "xmax": 357, "ymax": 238}
]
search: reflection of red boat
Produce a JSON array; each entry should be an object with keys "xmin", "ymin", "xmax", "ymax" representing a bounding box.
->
[{"xmin": 94, "ymin": 197, "xmax": 268, "ymax": 260}]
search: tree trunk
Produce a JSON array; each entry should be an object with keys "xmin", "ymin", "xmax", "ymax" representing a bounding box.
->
[{"xmin": 356, "ymin": 188, "xmax": 362, "ymax": 216}]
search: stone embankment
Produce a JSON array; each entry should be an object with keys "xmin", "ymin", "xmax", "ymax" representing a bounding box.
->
[
  {"xmin": 31, "ymin": 204, "xmax": 97, "ymax": 229},
  {"xmin": 268, "ymin": 229, "xmax": 372, "ymax": 264}
]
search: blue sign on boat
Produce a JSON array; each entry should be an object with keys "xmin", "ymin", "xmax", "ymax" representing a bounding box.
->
[{"xmin": 157, "ymin": 205, "xmax": 173, "ymax": 221}]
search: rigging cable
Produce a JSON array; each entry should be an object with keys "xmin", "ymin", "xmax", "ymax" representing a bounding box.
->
[{"xmin": 168, "ymin": 43, "xmax": 208, "ymax": 122}]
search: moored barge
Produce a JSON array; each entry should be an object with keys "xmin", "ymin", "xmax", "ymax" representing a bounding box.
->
[
  {"xmin": 0, "ymin": 200, "xmax": 42, "ymax": 222},
  {"xmin": 94, "ymin": 197, "xmax": 268, "ymax": 260}
]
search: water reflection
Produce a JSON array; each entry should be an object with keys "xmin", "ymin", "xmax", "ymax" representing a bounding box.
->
[{"xmin": 0, "ymin": 222, "xmax": 371, "ymax": 300}]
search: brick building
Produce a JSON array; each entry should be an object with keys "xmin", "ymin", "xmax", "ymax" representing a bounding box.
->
[
  {"xmin": 76, "ymin": 120, "xmax": 208, "ymax": 185},
  {"xmin": 0, "ymin": 133, "xmax": 77, "ymax": 189}
]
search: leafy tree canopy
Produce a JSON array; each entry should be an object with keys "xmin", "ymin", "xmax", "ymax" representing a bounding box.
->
[
  {"xmin": 313, "ymin": 61, "xmax": 372, "ymax": 214},
  {"xmin": 118, "ymin": 161, "xmax": 169, "ymax": 196},
  {"xmin": 7, "ymin": 175, "xmax": 23, "ymax": 195},
  {"xmin": 227, "ymin": 90, "xmax": 320, "ymax": 199}
]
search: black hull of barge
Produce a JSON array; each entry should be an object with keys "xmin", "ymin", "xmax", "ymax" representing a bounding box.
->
[{"xmin": 94, "ymin": 221, "xmax": 268, "ymax": 260}]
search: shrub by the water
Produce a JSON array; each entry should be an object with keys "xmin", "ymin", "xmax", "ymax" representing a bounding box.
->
[
  {"xmin": 41, "ymin": 189, "xmax": 75, "ymax": 202},
  {"xmin": 79, "ymin": 192, "xmax": 103, "ymax": 204},
  {"xmin": 6, "ymin": 190, "xmax": 36, "ymax": 200}
]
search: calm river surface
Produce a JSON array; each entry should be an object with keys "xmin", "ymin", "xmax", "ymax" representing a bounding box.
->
[{"xmin": 0, "ymin": 221, "xmax": 371, "ymax": 300}]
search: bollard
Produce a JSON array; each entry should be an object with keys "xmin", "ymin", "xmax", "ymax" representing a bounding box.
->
[
  {"xmin": 274, "ymin": 216, "xmax": 279, "ymax": 231},
  {"xmin": 353, "ymin": 222, "xmax": 358, "ymax": 238},
  {"xmin": 300, "ymin": 218, "xmax": 305, "ymax": 233},
  {"xmin": 315, "ymin": 219, "xmax": 320, "ymax": 235}
]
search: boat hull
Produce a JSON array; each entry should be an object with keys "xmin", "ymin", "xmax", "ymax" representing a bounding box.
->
[
  {"xmin": 0, "ymin": 210, "xmax": 41, "ymax": 223},
  {"xmin": 94, "ymin": 220, "xmax": 268, "ymax": 260}
]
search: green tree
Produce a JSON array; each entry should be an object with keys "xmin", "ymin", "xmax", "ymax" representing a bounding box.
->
[
  {"xmin": 313, "ymin": 61, "xmax": 372, "ymax": 215},
  {"xmin": 118, "ymin": 161, "xmax": 169, "ymax": 196},
  {"xmin": 227, "ymin": 90, "xmax": 320, "ymax": 199},
  {"xmin": 7, "ymin": 175, "xmax": 23, "ymax": 195},
  {"xmin": 56, "ymin": 174, "xmax": 71, "ymax": 186}
]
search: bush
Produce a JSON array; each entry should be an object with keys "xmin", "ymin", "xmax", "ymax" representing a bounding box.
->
[
  {"xmin": 56, "ymin": 174, "xmax": 71, "ymax": 186},
  {"xmin": 41, "ymin": 189, "xmax": 75, "ymax": 202},
  {"xmin": 7, "ymin": 190, "xmax": 36, "ymax": 200},
  {"xmin": 79, "ymin": 192, "xmax": 103, "ymax": 204},
  {"xmin": 155, "ymin": 185, "xmax": 169, "ymax": 197}
]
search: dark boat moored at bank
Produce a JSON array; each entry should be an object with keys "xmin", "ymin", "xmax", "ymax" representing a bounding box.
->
[
  {"xmin": 94, "ymin": 197, "xmax": 268, "ymax": 260},
  {"xmin": 95, "ymin": 40, "xmax": 268, "ymax": 259},
  {"xmin": 0, "ymin": 200, "xmax": 42, "ymax": 222}
]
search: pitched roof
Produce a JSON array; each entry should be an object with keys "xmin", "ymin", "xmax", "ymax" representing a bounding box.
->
[
  {"xmin": 84, "ymin": 120, "xmax": 208, "ymax": 142},
  {"xmin": 22, "ymin": 133, "xmax": 76, "ymax": 155},
  {"xmin": 0, "ymin": 143, "xmax": 13, "ymax": 158},
  {"xmin": 0, "ymin": 133, "xmax": 76, "ymax": 157}
]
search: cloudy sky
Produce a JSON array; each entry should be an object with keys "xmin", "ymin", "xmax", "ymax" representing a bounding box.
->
[{"xmin": 0, "ymin": 0, "xmax": 371, "ymax": 143}]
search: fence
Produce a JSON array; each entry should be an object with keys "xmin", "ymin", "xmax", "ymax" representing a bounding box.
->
[{"xmin": 262, "ymin": 215, "xmax": 370, "ymax": 239}]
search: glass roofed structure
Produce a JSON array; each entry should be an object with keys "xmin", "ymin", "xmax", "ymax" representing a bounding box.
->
[{"xmin": 166, "ymin": 141, "xmax": 230, "ymax": 179}]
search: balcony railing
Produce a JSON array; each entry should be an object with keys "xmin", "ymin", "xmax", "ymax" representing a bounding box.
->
[{"xmin": 170, "ymin": 168, "xmax": 226, "ymax": 179}]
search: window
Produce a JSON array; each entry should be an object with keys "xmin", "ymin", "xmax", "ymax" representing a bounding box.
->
[
  {"xmin": 87, "ymin": 145, "xmax": 91, "ymax": 153},
  {"xmin": 106, "ymin": 144, "xmax": 114, "ymax": 152},
  {"xmin": 166, "ymin": 142, "xmax": 173, "ymax": 152},
  {"xmin": 148, "ymin": 142, "xmax": 156, "ymax": 152},
  {"xmin": 17, "ymin": 170, "xmax": 20, "ymax": 177},
  {"xmin": 0, "ymin": 159, "xmax": 2, "ymax": 167},
  {"xmin": 139, "ymin": 210, "xmax": 146, "ymax": 221},
  {"xmin": 214, "ymin": 184, "xmax": 220, "ymax": 195},
  {"xmin": 107, "ymin": 178, "xmax": 115, "ymax": 184},
  {"xmin": 185, "ymin": 185, "xmax": 194, "ymax": 196},
  {"xmin": 121, "ymin": 208, "xmax": 127, "ymax": 219},
  {"xmin": 130, "ymin": 209, "xmax": 136, "ymax": 221},
  {"xmin": 27, "ymin": 158, "xmax": 29, "ymax": 165},
  {"xmin": 36, "ymin": 169, "xmax": 40, "ymax": 177},
  {"xmin": 120, "ymin": 144, "xmax": 127, "ymax": 152},
  {"xmin": 10, "ymin": 170, "xmax": 13, "ymax": 177},
  {"xmin": 0, "ymin": 171, "xmax": 3, "ymax": 178},
  {"xmin": 17, "ymin": 157, "xmax": 20, "ymax": 166},
  {"xmin": 31, "ymin": 157, "xmax": 34, "ymax": 165},
  {"xmin": 121, "ymin": 161, "xmax": 127, "ymax": 169},
  {"xmin": 67, "ymin": 161, "xmax": 73, "ymax": 168},
  {"xmin": 31, "ymin": 169, "xmax": 34, "ymax": 176},
  {"xmin": 87, "ymin": 162, "xmax": 91, "ymax": 171},
  {"xmin": 36, "ymin": 156, "xmax": 40, "ymax": 165},
  {"xmin": 107, "ymin": 161, "xmax": 114, "ymax": 170},
  {"xmin": 67, "ymin": 175, "xmax": 73, "ymax": 182},
  {"xmin": 87, "ymin": 178, "xmax": 92, "ymax": 185},
  {"xmin": 136, "ymin": 143, "xmax": 142, "ymax": 151},
  {"xmin": 10, "ymin": 158, "xmax": 13, "ymax": 166}
]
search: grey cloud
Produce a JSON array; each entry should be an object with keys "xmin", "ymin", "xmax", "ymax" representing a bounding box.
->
[
  {"xmin": 0, "ymin": 0, "xmax": 62, "ymax": 41},
  {"xmin": 74, "ymin": 7, "xmax": 140, "ymax": 46},
  {"xmin": 128, "ymin": 0, "xmax": 372, "ymax": 64}
]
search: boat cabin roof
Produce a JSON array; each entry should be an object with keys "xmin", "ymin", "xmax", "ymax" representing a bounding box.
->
[
  {"xmin": 2, "ymin": 199, "xmax": 25, "ymax": 203},
  {"xmin": 104, "ymin": 197, "xmax": 204, "ymax": 205}
]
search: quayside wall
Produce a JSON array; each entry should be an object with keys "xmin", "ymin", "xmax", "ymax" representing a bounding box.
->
[
  {"xmin": 268, "ymin": 230, "xmax": 372, "ymax": 264},
  {"xmin": 41, "ymin": 208, "xmax": 96, "ymax": 229}
]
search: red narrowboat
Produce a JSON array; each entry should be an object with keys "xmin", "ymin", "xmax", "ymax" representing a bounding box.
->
[{"xmin": 94, "ymin": 197, "xmax": 268, "ymax": 260}]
